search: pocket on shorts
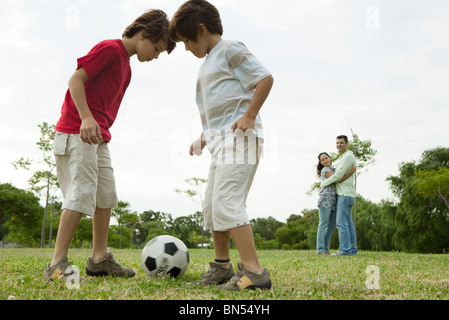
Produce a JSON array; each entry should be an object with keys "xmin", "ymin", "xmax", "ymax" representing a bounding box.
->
[{"xmin": 54, "ymin": 132, "xmax": 69, "ymax": 156}]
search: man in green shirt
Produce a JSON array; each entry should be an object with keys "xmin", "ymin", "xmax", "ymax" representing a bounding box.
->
[{"xmin": 320, "ymin": 135, "xmax": 358, "ymax": 255}]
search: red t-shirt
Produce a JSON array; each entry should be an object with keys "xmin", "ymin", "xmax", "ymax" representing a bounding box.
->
[{"xmin": 56, "ymin": 39, "xmax": 131, "ymax": 142}]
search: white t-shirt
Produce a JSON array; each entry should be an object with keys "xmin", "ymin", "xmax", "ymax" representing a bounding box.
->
[{"xmin": 196, "ymin": 40, "xmax": 271, "ymax": 157}]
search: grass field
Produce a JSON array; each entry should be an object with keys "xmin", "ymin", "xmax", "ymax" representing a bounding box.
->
[{"xmin": 1, "ymin": 248, "xmax": 448, "ymax": 301}]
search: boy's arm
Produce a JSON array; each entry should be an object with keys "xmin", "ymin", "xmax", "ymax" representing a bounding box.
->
[
  {"xmin": 231, "ymin": 75, "xmax": 274, "ymax": 132},
  {"xmin": 321, "ymin": 154, "xmax": 355, "ymax": 188},
  {"xmin": 68, "ymin": 67, "xmax": 102, "ymax": 145}
]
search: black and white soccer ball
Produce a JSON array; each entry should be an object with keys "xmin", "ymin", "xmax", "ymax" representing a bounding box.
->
[{"xmin": 141, "ymin": 235, "xmax": 190, "ymax": 278}]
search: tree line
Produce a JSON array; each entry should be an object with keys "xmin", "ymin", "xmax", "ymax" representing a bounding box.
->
[
  {"xmin": 1, "ymin": 123, "xmax": 448, "ymax": 252},
  {"xmin": 2, "ymin": 146, "xmax": 448, "ymax": 252}
]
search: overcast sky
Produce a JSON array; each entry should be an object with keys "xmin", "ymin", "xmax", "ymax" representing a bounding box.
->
[{"xmin": 1, "ymin": 0, "xmax": 448, "ymax": 223}]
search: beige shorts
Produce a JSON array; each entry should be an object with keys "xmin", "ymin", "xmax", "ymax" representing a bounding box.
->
[
  {"xmin": 203, "ymin": 134, "xmax": 262, "ymax": 231},
  {"xmin": 54, "ymin": 132, "xmax": 118, "ymax": 216}
]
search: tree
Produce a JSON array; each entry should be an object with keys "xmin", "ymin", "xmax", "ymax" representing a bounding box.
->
[
  {"xmin": 136, "ymin": 210, "xmax": 173, "ymax": 243},
  {"xmin": 387, "ymin": 147, "xmax": 449, "ymax": 253},
  {"xmin": 111, "ymin": 201, "xmax": 132, "ymax": 249},
  {"xmin": 174, "ymin": 178, "xmax": 208, "ymax": 208},
  {"xmin": 0, "ymin": 183, "xmax": 43, "ymax": 245},
  {"xmin": 171, "ymin": 211, "xmax": 209, "ymax": 248},
  {"xmin": 250, "ymin": 216, "xmax": 285, "ymax": 241},
  {"xmin": 138, "ymin": 210, "xmax": 173, "ymax": 244},
  {"xmin": 122, "ymin": 211, "xmax": 139, "ymax": 248},
  {"xmin": 415, "ymin": 167, "xmax": 449, "ymax": 209},
  {"xmin": 274, "ymin": 209, "xmax": 318, "ymax": 250},
  {"xmin": 12, "ymin": 122, "xmax": 59, "ymax": 248},
  {"xmin": 353, "ymin": 196, "xmax": 396, "ymax": 251},
  {"xmin": 48, "ymin": 200, "xmax": 62, "ymax": 247},
  {"xmin": 174, "ymin": 177, "xmax": 209, "ymax": 245},
  {"xmin": 141, "ymin": 220, "xmax": 168, "ymax": 243},
  {"xmin": 73, "ymin": 216, "xmax": 93, "ymax": 248}
]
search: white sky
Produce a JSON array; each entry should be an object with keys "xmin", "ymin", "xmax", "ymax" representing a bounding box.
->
[{"xmin": 1, "ymin": 0, "xmax": 448, "ymax": 223}]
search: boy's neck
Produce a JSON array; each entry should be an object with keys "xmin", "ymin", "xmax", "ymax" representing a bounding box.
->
[
  {"xmin": 207, "ymin": 35, "xmax": 222, "ymax": 54},
  {"xmin": 121, "ymin": 37, "xmax": 137, "ymax": 58}
]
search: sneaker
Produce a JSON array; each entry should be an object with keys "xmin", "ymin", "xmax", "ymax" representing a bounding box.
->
[
  {"xmin": 220, "ymin": 262, "xmax": 271, "ymax": 291},
  {"xmin": 196, "ymin": 261, "xmax": 235, "ymax": 286},
  {"xmin": 44, "ymin": 257, "xmax": 80, "ymax": 282},
  {"xmin": 85, "ymin": 252, "xmax": 135, "ymax": 277}
]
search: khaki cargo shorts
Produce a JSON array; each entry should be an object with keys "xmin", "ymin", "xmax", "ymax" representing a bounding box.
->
[
  {"xmin": 54, "ymin": 132, "xmax": 118, "ymax": 216},
  {"xmin": 203, "ymin": 134, "xmax": 262, "ymax": 232}
]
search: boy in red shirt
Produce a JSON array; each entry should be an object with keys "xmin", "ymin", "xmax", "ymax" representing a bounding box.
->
[{"xmin": 44, "ymin": 9, "xmax": 175, "ymax": 281}]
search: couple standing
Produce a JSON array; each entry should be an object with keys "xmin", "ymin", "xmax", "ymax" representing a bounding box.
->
[{"xmin": 316, "ymin": 135, "xmax": 357, "ymax": 256}]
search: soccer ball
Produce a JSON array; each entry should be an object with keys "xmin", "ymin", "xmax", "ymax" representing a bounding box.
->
[{"xmin": 141, "ymin": 235, "xmax": 190, "ymax": 278}]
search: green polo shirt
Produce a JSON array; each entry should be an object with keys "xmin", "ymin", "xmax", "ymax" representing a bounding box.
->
[{"xmin": 320, "ymin": 150, "xmax": 356, "ymax": 197}]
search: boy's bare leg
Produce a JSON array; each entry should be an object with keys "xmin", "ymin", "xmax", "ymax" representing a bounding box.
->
[
  {"xmin": 91, "ymin": 207, "xmax": 111, "ymax": 262},
  {"xmin": 230, "ymin": 224, "xmax": 263, "ymax": 274},
  {"xmin": 51, "ymin": 209, "xmax": 83, "ymax": 266},
  {"xmin": 85, "ymin": 206, "xmax": 135, "ymax": 277},
  {"xmin": 212, "ymin": 230, "xmax": 231, "ymax": 266}
]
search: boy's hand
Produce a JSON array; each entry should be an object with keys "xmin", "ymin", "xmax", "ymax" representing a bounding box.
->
[
  {"xmin": 190, "ymin": 133, "xmax": 206, "ymax": 156},
  {"xmin": 230, "ymin": 75, "xmax": 273, "ymax": 134},
  {"xmin": 80, "ymin": 116, "xmax": 102, "ymax": 145},
  {"xmin": 231, "ymin": 115, "xmax": 255, "ymax": 133}
]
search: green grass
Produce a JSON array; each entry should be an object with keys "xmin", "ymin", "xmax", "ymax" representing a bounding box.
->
[{"xmin": 0, "ymin": 248, "xmax": 448, "ymax": 300}]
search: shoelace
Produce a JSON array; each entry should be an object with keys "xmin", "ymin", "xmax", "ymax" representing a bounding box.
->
[
  {"xmin": 228, "ymin": 271, "xmax": 244, "ymax": 284},
  {"xmin": 201, "ymin": 267, "xmax": 218, "ymax": 278}
]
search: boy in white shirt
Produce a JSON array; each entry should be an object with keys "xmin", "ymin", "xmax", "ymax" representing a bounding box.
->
[{"xmin": 169, "ymin": 0, "xmax": 274, "ymax": 291}]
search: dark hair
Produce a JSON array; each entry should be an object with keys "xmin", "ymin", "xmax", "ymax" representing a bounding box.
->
[
  {"xmin": 169, "ymin": 0, "xmax": 223, "ymax": 42},
  {"xmin": 316, "ymin": 152, "xmax": 331, "ymax": 177},
  {"xmin": 122, "ymin": 9, "xmax": 176, "ymax": 54},
  {"xmin": 336, "ymin": 135, "xmax": 348, "ymax": 143}
]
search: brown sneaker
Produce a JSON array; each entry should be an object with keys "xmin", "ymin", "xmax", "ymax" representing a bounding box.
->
[
  {"xmin": 44, "ymin": 257, "xmax": 80, "ymax": 282},
  {"xmin": 196, "ymin": 261, "xmax": 235, "ymax": 286},
  {"xmin": 85, "ymin": 252, "xmax": 135, "ymax": 277},
  {"xmin": 220, "ymin": 262, "xmax": 271, "ymax": 291}
]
